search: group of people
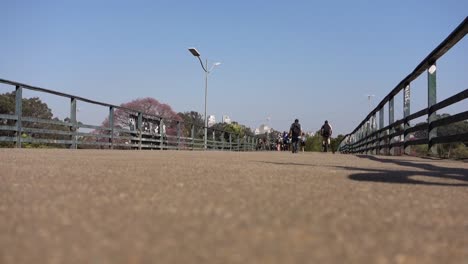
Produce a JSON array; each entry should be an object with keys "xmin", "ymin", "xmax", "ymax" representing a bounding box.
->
[
  {"xmin": 276, "ymin": 130, "xmax": 306, "ymax": 152},
  {"xmin": 278, "ymin": 119, "xmax": 333, "ymax": 153}
]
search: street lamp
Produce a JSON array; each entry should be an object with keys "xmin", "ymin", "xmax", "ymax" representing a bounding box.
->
[{"xmin": 188, "ymin": 47, "xmax": 221, "ymax": 150}]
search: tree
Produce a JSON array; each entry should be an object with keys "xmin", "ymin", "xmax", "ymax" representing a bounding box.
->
[
  {"xmin": 305, "ymin": 131, "xmax": 322, "ymax": 152},
  {"xmin": 0, "ymin": 91, "xmax": 53, "ymax": 120},
  {"xmin": 211, "ymin": 122, "xmax": 254, "ymax": 140},
  {"xmin": 177, "ymin": 111, "xmax": 204, "ymax": 138},
  {"xmin": 92, "ymin": 98, "xmax": 181, "ymax": 147},
  {"xmin": 100, "ymin": 97, "xmax": 181, "ymax": 130},
  {"xmin": 0, "ymin": 92, "xmax": 69, "ymax": 148}
]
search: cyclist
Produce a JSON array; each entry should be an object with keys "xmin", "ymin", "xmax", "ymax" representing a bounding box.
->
[{"xmin": 320, "ymin": 120, "xmax": 333, "ymax": 152}]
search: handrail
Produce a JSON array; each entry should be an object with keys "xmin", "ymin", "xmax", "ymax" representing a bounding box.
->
[
  {"xmin": 349, "ymin": 17, "xmax": 467, "ymax": 137},
  {"xmin": 339, "ymin": 17, "xmax": 468, "ymax": 156},
  {"xmin": 0, "ymin": 78, "xmax": 260, "ymax": 150}
]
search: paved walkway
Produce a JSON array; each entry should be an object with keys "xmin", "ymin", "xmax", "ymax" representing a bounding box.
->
[{"xmin": 1, "ymin": 149, "xmax": 467, "ymax": 264}]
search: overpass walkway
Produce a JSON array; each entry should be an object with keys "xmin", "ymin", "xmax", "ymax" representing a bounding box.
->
[{"xmin": 1, "ymin": 149, "xmax": 467, "ymax": 264}]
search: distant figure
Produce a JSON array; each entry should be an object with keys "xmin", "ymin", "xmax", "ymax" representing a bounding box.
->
[
  {"xmin": 276, "ymin": 135, "xmax": 282, "ymax": 151},
  {"xmin": 320, "ymin": 120, "xmax": 333, "ymax": 152},
  {"xmin": 282, "ymin": 131, "xmax": 289, "ymax": 151},
  {"xmin": 300, "ymin": 132, "xmax": 306, "ymax": 152},
  {"xmin": 289, "ymin": 119, "xmax": 302, "ymax": 154}
]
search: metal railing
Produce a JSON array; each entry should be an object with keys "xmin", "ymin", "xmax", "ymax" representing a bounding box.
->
[
  {"xmin": 0, "ymin": 79, "xmax": 259, "ymax": 151},
  {"xmin": 339, "ymin": 17, "xmax": 468, "ymax": 155}
]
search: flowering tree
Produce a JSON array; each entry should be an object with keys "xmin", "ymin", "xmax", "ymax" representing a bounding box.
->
[
  {"xmin": 86, "ymin": 98, "xmax": 181, "ymax": 148},
  {"xmin": 100, "ymin": 97, "xmax": 181, "ymax": 130}
]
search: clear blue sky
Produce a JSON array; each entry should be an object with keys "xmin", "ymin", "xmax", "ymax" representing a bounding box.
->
[{"xmin": 1, "ymin": 0, "xmax": 467, "ymax": 135}]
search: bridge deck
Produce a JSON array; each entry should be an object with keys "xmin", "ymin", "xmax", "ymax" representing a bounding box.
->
[{"xmin": 1, "ymin": 150, "xmax": 467, "ymax": 264}]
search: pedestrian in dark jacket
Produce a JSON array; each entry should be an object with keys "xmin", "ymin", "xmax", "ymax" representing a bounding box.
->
[{"xmin": 289, "ymin": 119, "xmax": 302, "ymax": 153}]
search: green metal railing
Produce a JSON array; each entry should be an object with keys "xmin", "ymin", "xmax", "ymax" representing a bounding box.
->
[
  {"xmin": 0, "ymin": 79, "xmax": 259, "ymax": 151},
  {"xmin": 339, "ymin": 17, "xmax": 467, "ymax": 155}
]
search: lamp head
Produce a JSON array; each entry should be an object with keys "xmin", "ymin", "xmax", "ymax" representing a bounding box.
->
[{"xmin": 188, "ymin": 48, "xmax": 201, "ymax": 57}]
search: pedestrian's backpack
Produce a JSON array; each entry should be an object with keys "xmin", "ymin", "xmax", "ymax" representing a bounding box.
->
[
  {"xmin": 322, "ymin": 124, "xmax": 331, "ymax": 137},
  {"xmin": 292, "ymin": 123, "xmax": 301, "ymax": 137}
]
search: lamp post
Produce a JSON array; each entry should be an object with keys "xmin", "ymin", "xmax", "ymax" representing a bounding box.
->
[{"xmin": 188, "ymin": 47, "xmax": 221, "ymax": 150}]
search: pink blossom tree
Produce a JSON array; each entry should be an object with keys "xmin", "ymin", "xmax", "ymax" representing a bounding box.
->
[{"xmin": 100, "ymin": 97, "xmax": 181, "ymax": 130}]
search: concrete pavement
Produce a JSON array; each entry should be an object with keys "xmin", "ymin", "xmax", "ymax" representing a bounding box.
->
[{"xmin": 1, "ymin": 149, "xmax": 467, "ymax": 264}]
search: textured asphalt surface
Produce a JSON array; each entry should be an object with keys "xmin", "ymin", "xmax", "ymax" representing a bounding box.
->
[{"xmin": 1, "ymin": 149, "xmax": 467, "ymax": 264}]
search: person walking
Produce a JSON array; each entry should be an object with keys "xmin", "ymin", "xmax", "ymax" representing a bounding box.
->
[
  {"xmin": 320, "ymin": 120, "xmax": 333, "ymax": 152},
  {"xmin": 300, "ymin": 132, "xmax": 306, "ymax": 152},
  {"xmin": 289, "ymin": 119, "xmax": 302, "ymax": 154}
]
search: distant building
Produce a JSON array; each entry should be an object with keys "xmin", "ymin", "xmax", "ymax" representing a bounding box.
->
[
  {"xmin": 208, "ymin": 115, "xmax": 216, "ymax": 127},
  {"xmin": 254, "ymin": 124, "xmax": 272, "ymax": 135},
  {"xmin": 222, "ymin": 115, "xmax": 231, "ymax": 124}
]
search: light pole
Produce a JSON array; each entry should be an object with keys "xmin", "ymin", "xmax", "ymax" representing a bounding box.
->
[{"xmin": 188, "ymin": 47, "xmax": 221, "ymax": 150}]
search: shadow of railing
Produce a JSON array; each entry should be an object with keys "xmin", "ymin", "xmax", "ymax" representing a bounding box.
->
[{"xmin": 344, "ymin": 155, "xmax": 468, "ymax": 187}]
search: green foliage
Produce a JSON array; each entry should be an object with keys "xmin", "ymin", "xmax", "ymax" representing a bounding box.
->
[
  {"xmin": 450, "ymin": 144, "xmax": 468, "ymax": 159},
  {"xmin": 331, "ymin": 134, "xmax": 345, "ymax": 152},
  {"xmin": 411, "ymin": 113, "xmax": 467, "ymax": 159},
  {"xmin": 305, "ymin": 132, "xmax": 322, "ymax": 152},
  {"xmin": 304, "ymin": 133, "xmax": 345, "ymax": 152},
  {"xmin": 177, "ymin": 111, "xmax": 204, "ymax": 138},
  {"xmin": 0, "ymin": 92, "xmax": 69, "ymax": 148},
  {"xmin": 211, "ymin": 122, "xmax": 254, "ymax": 140}
]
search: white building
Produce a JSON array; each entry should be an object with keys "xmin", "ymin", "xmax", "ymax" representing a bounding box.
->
[
  {"xmin": 254, "ymin": 124, "xmax": 272, "ymax": 135},
  {"xmin": 222, "ymin": 115, "xmax": 231, "ymax": 124},
  {"xmin": 208, "ymin": 115, "xmax": 216, "ymax": 127}
]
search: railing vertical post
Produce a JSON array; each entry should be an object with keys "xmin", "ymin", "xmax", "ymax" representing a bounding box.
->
[
  {"xmin": 160, "ymin": 119, "xmax": 164, "ymax": 150},
  {"xmin": 70, "ymin": 97, "xmax": 77, "ymax": 149},
  {"xmin": 388, "ymin": 96, "xmax": 394, "ymax": 155},
  {"xmin": 379, "ymin": 108, "xmax": 384, "ymax": 155},
  {"xmin": 229, "ymin": 133, "xmax": 232, "ymax": 151},
  {"xmin": 191, "ymin": 124, "xmax": 195, "ymax": 150},
  {"xmin": 109, "ymin": 106, "xmax": 114, "ymax": 149},
  {"xmin": 212, "ymin": 130, "xmax": 215, "ymax": 150},
  {"xmin": 137, "ymin": 112, "xmax": 142, "ymax": 150},
  {"xmin": 403, "ymin": 84, "xmax": 411, "ymax": 155},
  {"xmin": 358, "ymin": 127, "xmax": 362, "ymax": 153},
  {"xmin": 266, "ymin": 133, "xmax": 270, "ymax": 150},
  {"xmin": 177, "ymin": 121, "xmax": 181, "ymax": 150},
  {"xmin": 427, "ymin": 63, "xmax": 437, "ymax": 155},
  {"xmin": 221, "ymin": 132, "xmax": 225, "ymax": 151},
  {"xmin": 366, "ymin": 120, "xmax": 370, "ymax": 154},
  {"xmin": 15, "ymin": 85, "xmax": 22, "ymax": 148},
  {"xmin": 373, "ymin": 114, "xmax": 377, "ymax": 154},
  {"xmin": 237, "ymin": 136, "xmax": 240, "ymax": 151}
]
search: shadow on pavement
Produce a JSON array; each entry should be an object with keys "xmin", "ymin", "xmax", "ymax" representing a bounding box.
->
[
  {"xmin": 344, "ymin": 155, "xmax": 468, "ymax": 187},
  {"xmin": 253, "ymin": 161, "xmax": 317, "ymax": 167}
]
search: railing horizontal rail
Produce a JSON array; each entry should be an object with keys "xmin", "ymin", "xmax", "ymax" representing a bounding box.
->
[
  {"xmin": 78, "ymin": 124, "xmax": 111, "ymax": 131},
  {"xmin": 431, "ymin": 89, "xmax": 468, "ymax": 112},
  {"xmin": 22, "ymin": 127, "xmax": 73, "ymax": 136},
  {"xmin": 0, "ymin": 125, "xmax": 17, "ymax": 132},
  {"xmin": 0, "ymin": 114, "xmax": 17, "ymax": 120},
  {"xmin": 0, "ymin": 136, "xmax": 16, "ymax": 142},
  {"xmin": 431, "ymin": 132, "xmax": 468, "ymax": 145},
  {"xmin": 22, "ymin": 117, "xmax": 72, "ymax": 127},
  {"xmin": 21, "ymin": 138, "xmax": 74, "ymax": 145},
  {"xmin": 405, "ymin": 123, "xmax": 428, "ymax": 134},
  {"xmin": 430, "ymin": 111, "xmax": 468, "ymax": 129}
]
